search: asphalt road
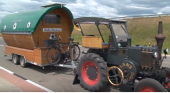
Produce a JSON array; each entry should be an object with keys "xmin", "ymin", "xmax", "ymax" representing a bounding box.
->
[{"xmin": 0, "ymin": 37, "xmax": 170, "ymax": 92}]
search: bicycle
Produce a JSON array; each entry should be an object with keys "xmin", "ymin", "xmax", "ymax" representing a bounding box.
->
[{"xmin": 45, "ymin": 36, "xmax": 80, "ymax": 65}]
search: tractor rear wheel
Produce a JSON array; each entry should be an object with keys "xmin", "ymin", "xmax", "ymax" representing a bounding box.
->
[
  {"xmin": 134, "ymin": 78, "xmax": 167, "ymax": 92},
  {"xmin": 77, "ymin": 53, "xmax": 108, "ymax": 92}
]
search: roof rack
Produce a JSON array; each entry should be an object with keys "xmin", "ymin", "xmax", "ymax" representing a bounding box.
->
[
  {"xmin": 41, "ymin": 3, "xmax": 66, "ymax": 8},
  {"xmin": 73, "ymin": 17, "xmax": 127, "ymax": 23}
]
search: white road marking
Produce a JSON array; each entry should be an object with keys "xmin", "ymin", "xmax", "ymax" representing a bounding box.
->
[
  {"xmin": 0, "ymin": 66, "xmax": 14, "ymax": 74},
  {"xmin": 0, "ymin": 66, "xmax": 53, "ymax": 92},
  {"xmin": 26, "ymin": 80, "xmax": 53, "ymax": 92}
]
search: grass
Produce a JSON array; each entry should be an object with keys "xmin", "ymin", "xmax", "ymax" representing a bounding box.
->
[
  {"xmin": 71, "ymin": 16, "xmax": 170, "ymax": 51},
  {"xmin": 0, "ymin": 16, "xmax": 169, "ymax": 52}
]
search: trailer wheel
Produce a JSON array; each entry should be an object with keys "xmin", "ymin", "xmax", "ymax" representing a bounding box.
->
[
  {"xmin": 134, "ymin": 78, "xmax": 167, "ymax": 92},
  {"xmin": 78, "ymin": 53, "xmax": 108, "ymax": 92},
  {"xmin": 20, "ymin": 56, "xmax": 28, "ymax": 68},
  {"xmin": 12, "ymin": 54, "xmax": 20, "ymax": 65}
]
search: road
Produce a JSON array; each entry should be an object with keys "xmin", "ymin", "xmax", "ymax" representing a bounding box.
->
[{"xmin": 0, "ymin": 37, "xmax": 170, "ymax": 92}]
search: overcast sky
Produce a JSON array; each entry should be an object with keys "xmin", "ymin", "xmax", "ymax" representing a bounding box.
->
[{"xmin": 0, "ymin": 0, "xmax": 170, "ymax": 22}]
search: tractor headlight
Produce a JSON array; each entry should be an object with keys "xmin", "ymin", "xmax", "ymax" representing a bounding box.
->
[
  {"xmin": 153, "ymin": 52, "xmax": 158, "ymax": 58},
  {"xmin": 118, "ymin": 43, "xmax": 121, "ymax": 47},
  {"xmin": 164, "ymin": 48, "xmax": 169, "ymax": 54}
]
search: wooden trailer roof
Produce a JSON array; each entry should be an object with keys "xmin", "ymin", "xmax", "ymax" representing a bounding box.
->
[{"xmin": 0, "ymin": 5, "xmax": 74, "ymax": 34}]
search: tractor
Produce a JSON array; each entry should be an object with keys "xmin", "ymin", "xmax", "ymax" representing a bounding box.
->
[{"xmin": 72, "ymin": 17, "xmax": 170, "ymax": 92}]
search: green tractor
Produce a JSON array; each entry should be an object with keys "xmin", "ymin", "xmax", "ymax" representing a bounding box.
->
[{"xmin": 72, "ymin": 17, "xmax": 170, "ymax": 92}]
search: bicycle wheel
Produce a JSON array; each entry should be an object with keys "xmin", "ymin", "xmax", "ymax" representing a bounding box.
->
[
  {"xmin": 46, "ymin": 47, "xmax": 61, "ymax": 65},
  {"xmin": 70, "ymin": 44, "xmax": 80, "ymax": 61}
]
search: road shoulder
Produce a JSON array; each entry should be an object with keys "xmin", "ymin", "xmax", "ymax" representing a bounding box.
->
[{"xmin": 0, "ymin": 66, "xmax": 51, "ymax": 92}]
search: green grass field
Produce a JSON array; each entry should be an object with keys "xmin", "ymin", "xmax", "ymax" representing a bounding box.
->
[
  {"xmin": 0, "ymin": 16, "xmax": 169, "ymax": 52},
  {"xmin": 71, "ymin": 16, "xmax": 170, "ymax": 51}
]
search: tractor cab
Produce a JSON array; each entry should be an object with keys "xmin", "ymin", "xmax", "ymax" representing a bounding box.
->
[
  {"xmin": 73, "ymin": 17, "xmax": 131, "ymax": 61},
  {"xmin": 73, "ymin": 17, "xmax": 131, "ymax": 49},
  {"xmin": 73, "ymin": 17, "xmax": 168, "ymax": 66}
]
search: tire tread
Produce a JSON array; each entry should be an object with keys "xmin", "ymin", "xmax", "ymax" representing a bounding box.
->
[
  {"xmin": 134, "ymin": 78, "xmax": 167, "ymax": 92},
  {"xmin": 78, "ymin": 53, "xmax": 108, "ymax": 92}
]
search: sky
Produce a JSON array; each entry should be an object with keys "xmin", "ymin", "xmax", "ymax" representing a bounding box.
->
[{"xmin": 0, "ymin": 0, "xmax": 170, "ymax": 22}]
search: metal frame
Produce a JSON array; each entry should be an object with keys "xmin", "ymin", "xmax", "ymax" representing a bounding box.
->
[
  {"xmin": 95, "ymin": 21, "xmax": 105, "ymax": 43},
  {"xmin": 73, "ymin": 18, "xmax": 128, "ymax": 50},
  {"xmin": 109, "ymin": 22, "xmax": 119, "ymax": 50},
  {"xmin": 55, "ymin": 48, "xmax": 77, "ymax": 69},
  {"xmin": 77, "ymin": 21, "xmax": 108, "ymax": 42},
  {"xmin": 78, "ymin": 23, "xmax": 84, "ymax": 36},
  {"xmin": 2, "ymin": 31, "xmax": 31, "ymax": 34}
]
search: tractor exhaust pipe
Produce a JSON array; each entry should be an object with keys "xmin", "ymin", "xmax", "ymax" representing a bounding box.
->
[{"xmin": 155, "ymin": 21, "xmax": 166, "ymax": 60}]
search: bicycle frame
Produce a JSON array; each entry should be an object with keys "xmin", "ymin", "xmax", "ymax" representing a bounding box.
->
[
  {"xmin": 57, "ymin": 38, "xmax": 79, "ymax": 54},
  {"xmin": 58, "ymin": 43, "xmax": 71, "ymax": 53}
]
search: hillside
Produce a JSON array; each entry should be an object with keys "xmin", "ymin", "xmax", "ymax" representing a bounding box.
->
[{"xmin": 71, "ymin": 16, "xmax": 170, "ymax": 51}]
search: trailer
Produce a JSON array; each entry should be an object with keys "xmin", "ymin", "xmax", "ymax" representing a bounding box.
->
[{"xmin": 0, "ymin": 3, "xmax": 80, "ymax": 69}]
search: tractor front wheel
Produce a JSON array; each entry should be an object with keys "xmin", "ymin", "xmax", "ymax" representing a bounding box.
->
[
  {"xmin": 78, "ymin": 53, "xmax": 108, "ymax": 92},
  {"xmin": 134, "ymin": 78, "xmax": 167, "ymax": 92}
]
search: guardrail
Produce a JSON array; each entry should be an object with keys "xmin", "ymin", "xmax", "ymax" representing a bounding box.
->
[{"xmin": 109, "ymin": 14, "xmax": 170, "ymax": 20}]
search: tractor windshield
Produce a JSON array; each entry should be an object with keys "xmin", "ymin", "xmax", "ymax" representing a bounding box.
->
[{"xmin": 111, "ymin": 24, "xmax": 127, "ymax": 36}]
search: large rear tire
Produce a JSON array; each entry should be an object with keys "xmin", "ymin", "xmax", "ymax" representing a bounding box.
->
[
  {"xmin": 162, "ymin": 67, "xmax": 170, "ymax": 91},
  {"xmin": 134, "ymin": 78, "xmax": 167, "ymax": 92},
  {"xmin": 77, "ymin": 53, "xmax": 108, "ymax": 91}
]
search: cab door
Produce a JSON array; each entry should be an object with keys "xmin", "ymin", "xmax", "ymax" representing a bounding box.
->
[{"xmin": 107, "ymin": 22, "xmax": 129, "ymax": 65}]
